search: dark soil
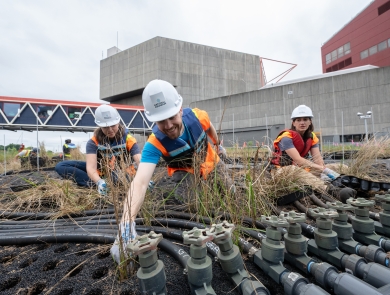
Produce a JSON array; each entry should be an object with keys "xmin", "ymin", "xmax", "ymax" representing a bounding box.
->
[
  {"xmin": 0, "ymin": 240, "xmax": 288, "ymax": 295},
  {"xmin": 1, "ymin": 163, "xmax": 386, "ymax": 295}
]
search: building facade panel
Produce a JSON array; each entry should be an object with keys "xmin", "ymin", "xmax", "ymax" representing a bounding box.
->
[
  {"xmin": 100, "ymin": 36, "xmax": 262, "ymax": 106},
  {"xmin": 322, "ymin": 0, "xmax": 390, "ymax": 73},
  {"xmin": 191, "ymin": 66, "xmax": 390, "ymax": 146}
]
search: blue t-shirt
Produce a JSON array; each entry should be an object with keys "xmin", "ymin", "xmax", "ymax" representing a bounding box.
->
[
  {"xmin": 141, "ymin": 126, "xmax": 192, "ymax": 164},
  {"xmin": 279, "ymin": 137, "xmax": 318, "ymax": 151}
]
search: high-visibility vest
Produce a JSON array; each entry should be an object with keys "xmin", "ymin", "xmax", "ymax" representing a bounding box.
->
[
  {"xmin": 91, "ymin": 130, "xmax": 137, "ymax": 176},
  {"xmin": 147, "ymin": 108, "xmax": 219, "ymax": 179},
  {"xmin": 271, "ymin": 129, "xmax": 318, "ymax": 167}
]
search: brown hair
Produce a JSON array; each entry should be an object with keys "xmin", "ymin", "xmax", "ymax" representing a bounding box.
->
[
  {"xmin": 290, "ymin": 119, "xmax": 314, "ymax": 140},
  {"xmin": 93, "ymin": 124, "xmax": 125, "ymax": 144}
]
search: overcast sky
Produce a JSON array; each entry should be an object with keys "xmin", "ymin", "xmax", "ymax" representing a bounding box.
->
[{"xmin": 0, "ymin": 0, "xmax": 372, "ymax": 151}]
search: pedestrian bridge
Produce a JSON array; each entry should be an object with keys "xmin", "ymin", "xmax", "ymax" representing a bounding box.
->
[{"xmin": 0, "ymin": 96, "xmax": 153, "ymax": 133}]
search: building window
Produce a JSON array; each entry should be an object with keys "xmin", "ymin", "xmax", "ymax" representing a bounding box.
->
[
  {"xmin": 360, "ymin": 50, "xmax": 368, "ymax": 59},
  {"xmin": 344, "ymin": 42, "xmax": 351, "ymax": 55},
  {"xmin": 378, "ymin": 0, "xmax": 390, "ymax": 16},
  {"xmin": 388, "ymin": 38, "xmax": 390, "ymax": 48},
  {"xmin": 3, "ymin": 103, "xmax": 20, "ymax": 117},
  {"xmin": 378, "ymin": 40, "xmax": 388, "ymax": 52},
  {"xmin": 67, "ymin": 107, "xmax": 82, "ymax": 120},
  {"xmin": 369, "ymin": 45, "xmax": 377, "ymax": 56},
  {"xmin": 331, "ymin": 50, "xmax": 337, "ymax": 62},
  {"xmin": 326, "ymin": 53, "xmax": 331, "ymax": 64},
  {"xmin": 345, "ymin": 57, "xmax": 352, "ymax": 66},
  {"xmin": 325, "ymin": 42, "xmax": 351, "ymax": 65},
  {"xmin": 37, "ymin": 105, "xmax": 53, "ymax": 120},
  {"xmin": 326, "ymin": 67, "xmax": 332, "ymax": 72},
  {"xmin": 337, "ymin": 46, "xmax": 344, "ymax": 58}
]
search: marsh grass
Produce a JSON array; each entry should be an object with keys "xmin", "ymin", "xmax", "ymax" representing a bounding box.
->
[
  {"xmin": 0, "ymin": 178, "xmax": 97, "ymax": 218},
  {"xmin": 345, "ymin": 137, "xmax": 390, "ymax": 182}
]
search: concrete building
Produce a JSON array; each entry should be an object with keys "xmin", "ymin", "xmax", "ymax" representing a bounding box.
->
[
  {"xmin": 191, "ymin": 65, "xmax": 390, "ymax": 147},
  {"xmin": 321, "ymin": 0, "xmax": 390, "ymax": 73},
  {"xmin": 100, "ymin": 36, "xmax": 264, "ymax": 106}
]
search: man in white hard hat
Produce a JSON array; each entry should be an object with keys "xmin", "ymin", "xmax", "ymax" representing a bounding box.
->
[
  {"xmin": 110, "ymin": 79, "xmax": 234, "ymax": 264},
  {"xmin": 271, "ymin": 104, "xmax": 355, "ymax": 201}
]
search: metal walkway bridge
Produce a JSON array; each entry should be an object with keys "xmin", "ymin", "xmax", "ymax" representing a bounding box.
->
[{"xmin": 0, "ymin": 96, "xmax": 153, "ymax": 133}]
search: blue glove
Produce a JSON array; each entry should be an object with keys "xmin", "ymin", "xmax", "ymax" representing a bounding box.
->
[
  {"xmin": 323, "ymin": 168, "xmax": 340, "ymax": 180},
  {"xmin": 148, "ymin": 180, "xmax": 155, "ymax": 191},
  {"xmin": 110, "ymin": 221, "xmax": 137, "ymax": 265},
  {"xmin": 96, "ymin": 179, "xmax": 108, "ymax": 195}
]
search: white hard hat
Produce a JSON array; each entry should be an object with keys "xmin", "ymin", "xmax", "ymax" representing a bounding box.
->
[
  {"xmin": 291, "ymin": 105, "xmax": 313, "ymax": 119},
  {"xmin": 94, "ymin": 105, "xmax": 121, "ymax": 127},
  {"xmin": 142, "ymin": 80, "xmax": 182, "ymax": 122}
]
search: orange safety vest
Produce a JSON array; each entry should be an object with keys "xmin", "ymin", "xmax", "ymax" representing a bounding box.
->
[
  {"xmin": 91, "ymin": 130, "xmax": 138, "ymax": 176},
  {"xmin": 271, "ymin": 129, "xmax": 319, "ymax": 167},
  {"xmin": 147, "ymin": 108, "xmax": 219, "ymax": 179}
]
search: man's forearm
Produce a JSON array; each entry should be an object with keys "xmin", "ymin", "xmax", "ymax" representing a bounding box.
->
[{"xmin": 121, "ymin": 180, "xmax": 147, "ymax": 223}]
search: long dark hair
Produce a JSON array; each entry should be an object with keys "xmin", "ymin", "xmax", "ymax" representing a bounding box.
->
[
  {"xmin": 290, "ymin": 119, "xmax": 314, "ymax": 140},
  {"xmin": 93, "ymin": 124, "xmax": 125, "ymax": 144}
]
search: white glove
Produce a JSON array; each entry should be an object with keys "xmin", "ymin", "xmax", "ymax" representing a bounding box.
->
[
  {"xmin": 218, "ymin": 145, "xmax": 227, "ymax": 156},
  {"xmin": 320, "ymin": 173, "xmax": 332, "ymax": 182},
  {"xmin": 148, "ymin": 180, "xmax": 155, "ymax": 191},
  {"xmin": 96, "ymin": 179, "xmax": 108, "ymax": 195},
  {"xmin": 110, "ymin": 221, "xmax": 137, "ymax": 265},
  {"xmin": 323, "ymin": 168, "xmax": 340, "ymax": 180}
]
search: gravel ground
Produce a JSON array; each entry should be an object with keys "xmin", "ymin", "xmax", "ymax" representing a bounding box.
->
[{"xmin": 0, "ymin": 241, "xmax": 286, "ymax": 295}]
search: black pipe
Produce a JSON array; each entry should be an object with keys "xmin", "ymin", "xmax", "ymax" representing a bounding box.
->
[
  {"xmin": 310, "ymin": 194, "xmax": 329, "ymax": 209},
  {"xmin": 136, "ymin": 227, "xmax": 189, "ymax": 268},
  {"xmin": 0, "ymin": 232, "xmax": 115, "ymax": 245}
]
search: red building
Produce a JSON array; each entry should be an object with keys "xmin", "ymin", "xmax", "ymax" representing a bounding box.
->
[{"xmin": 321, "ymin": 0, "xmax": 390, "ymax": 73}]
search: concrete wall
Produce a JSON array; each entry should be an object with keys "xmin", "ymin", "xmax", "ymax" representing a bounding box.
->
[
  {"xmin": 191, "ymin": 66, "xmax": 390, "ymax": 146},
  {"xmin": 100, "ymin": 37, "xmax": 262, "ymax": 107}
]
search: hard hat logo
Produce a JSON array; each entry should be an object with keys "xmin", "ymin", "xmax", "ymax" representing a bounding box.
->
[
  {"xmin": 102, "ymin": 111, "xmax": 112, "ymax": 119},
  {"xmin": 151, "ymin": 92, "xmax": 167, "ymax": 109}
]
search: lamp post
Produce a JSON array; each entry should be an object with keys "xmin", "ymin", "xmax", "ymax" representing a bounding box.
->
[{"xmin": 357, "ymin": 111, "xmax": 372, "ymax": 142}]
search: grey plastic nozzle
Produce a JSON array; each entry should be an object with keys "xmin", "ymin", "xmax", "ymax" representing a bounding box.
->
[
  {"xmin": 128, "ymin": 231, "xmax": 166, "ymax": 295},
  {"xmin": 346, "ymin": 198, "xmax": 375, "ymax": 208},
  {"xmin": 279, "ymin": 211, "xmax": 306, "ymax": 224},
  {"xmin": 309, "ymin": 208, "xmax": 338, "ymax": 220},
  {"xmin": 327, "ymin": 201, "xmax": 355, "ymax": 213},
  {"xmin": 261, "ymin": 215, "xmax": 289, "ymax": 228}
]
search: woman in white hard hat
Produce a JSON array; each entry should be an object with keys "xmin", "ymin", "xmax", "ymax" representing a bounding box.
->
[
  {"xmin": 55, "ymin": 104, "xmax": 141, "ymax": 195},
  {"xmin": 271, "ymin": 105, "xmax": 355, "ymax": 198}
]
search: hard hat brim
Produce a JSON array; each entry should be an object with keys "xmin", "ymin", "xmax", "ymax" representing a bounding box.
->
[
  {"xmin": 144, "ymin": 102, "xmax": 182, "ymax": 122},
  {"xmin": 95, "ymin": 118, "xmax": 121, "ymax": 127}
]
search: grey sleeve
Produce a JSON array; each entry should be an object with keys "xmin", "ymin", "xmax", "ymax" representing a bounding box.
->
[
  {"xmin": 279, "ymin": 137, "xmax": 295, "ymax": 151},
  {"xmin": 86, "ymin": 139, "xmax": 97, "ymax": 154}
]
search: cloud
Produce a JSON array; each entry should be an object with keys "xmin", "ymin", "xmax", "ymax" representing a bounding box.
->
[{"xmin": 0, "ymin": 0, "xmax": 372, "ymax": 145}]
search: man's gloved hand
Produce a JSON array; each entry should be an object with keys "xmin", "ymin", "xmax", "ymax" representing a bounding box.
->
[
  {"xmin": 217, "ymin": 145, "xmax": 227, "ymax": 156},
  {"xmin": 148, "ymin": 180, "xmax": 155, "ymax": 191},
  {"xmin": 320, "ymin": 173, "xmax": 333, "ymax": 182},
  {"xmin": 110, "ymin": 221, "xmax": 137, "ymax": 265},
  {"xmin": 323, "ymin": 168, "xmax": 340, "ymax": 180},
  {"xmin": 96, "ymin": 179, "xmax": 108, "ymax": 195}
]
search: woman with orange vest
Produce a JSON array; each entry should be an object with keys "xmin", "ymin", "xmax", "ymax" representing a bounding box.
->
[
  {"xmin": 110, "ymin": 79, "xmax": 234, "ymax": 264},
  {"xmin": 55, "ymin": 105, "xmax": 141, "ymax": 194},
  {"xmin": 271, "ymin": 105, "xmax": 355, "ymax": 195}
]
